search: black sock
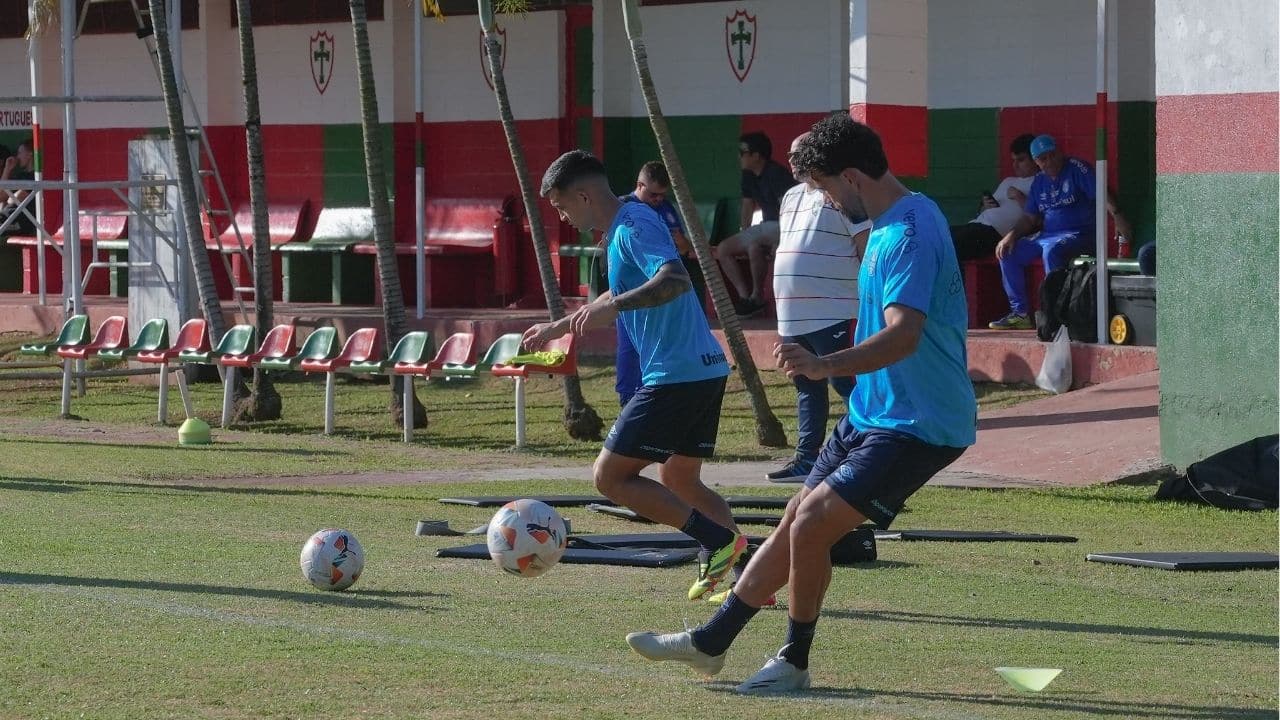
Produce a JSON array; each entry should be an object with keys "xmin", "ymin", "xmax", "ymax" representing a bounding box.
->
[
  {"xmin": 690, "ymin": 591, "xmax": 760, "ymax": 657},
  {"xmin": 680, "ymin": 508, "xmax": 734, "ymax": 552},
  {"xmin": 779, "ymin": 616, "xmax": 818, "ymax": 670}
]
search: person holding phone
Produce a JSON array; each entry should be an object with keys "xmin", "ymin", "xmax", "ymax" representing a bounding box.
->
[{"xmin": 949, "ymin": 133, "xmax": 1038, "ymax": 261}]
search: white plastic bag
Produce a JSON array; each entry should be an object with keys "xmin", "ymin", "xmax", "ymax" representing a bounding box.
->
[{"xmin": 1036, "ymin": 326, "xmax": 1073, "ymax": 394}]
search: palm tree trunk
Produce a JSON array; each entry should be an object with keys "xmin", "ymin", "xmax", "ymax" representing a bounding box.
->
[
  {"xmin": 231, "ymin": 0, "xmax": 280, "ymax": 422},
  {"xmin": 348, "ymin": 0, "xmax": 426, "ymax": 428},
  {"xmin": 479, "ymin": 1, "xmax": 602, "ymax": 441},
  {"xmin": 146, "ymin": 0, "xmax": 235, "ymax": 353},
  {"xmin": 619, "ymin": 0, "xmax": 786, "ymax": 447}
]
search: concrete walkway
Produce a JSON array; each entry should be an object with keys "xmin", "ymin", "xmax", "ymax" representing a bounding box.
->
[{"xmin": 458, "ymin": 370, "xmax": 1164, "ymax": 490}]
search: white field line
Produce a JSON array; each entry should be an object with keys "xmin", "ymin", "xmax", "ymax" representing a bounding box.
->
[{"xmin": 5, "ymin": 579, "xmax": 980, "ymax": 719}]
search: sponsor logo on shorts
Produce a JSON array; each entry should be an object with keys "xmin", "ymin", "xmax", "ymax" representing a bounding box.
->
[
  {"xmin": 640, "ymin": 444, "xmax": 674, "ymax": 454},
  {"xmin": 607, "ymin": 423, "xmax": 619, "ymax": 440},
  {"xmin": 870, "ymin": 499, "xmax": 894, "ymax": 518},
  {"xmin": 698, "ymin": 442, "xmax": 716, "ymax": 449}
]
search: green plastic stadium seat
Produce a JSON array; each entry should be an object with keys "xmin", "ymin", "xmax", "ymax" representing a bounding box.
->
[
  {"xmin": 440, "ymin": 333, "xmax": 522, "ymax": 379},
  {"xmin": 257, "ymin": 326, "xmax": 338, "ymax": 372},
  {"xmin": 178, "ymin": 324, "xmax": 255, "ymax": 365},
  {"xmin": 99, "ymin": 318, "xmax": 169, "ymax": 362},
  {"xmin": 20, "ymin": 314, "xmax": 90, "ymax": 356},
  {"xmin": 348, "ymin": 331, "xmax": 431, "ymax": 374}
]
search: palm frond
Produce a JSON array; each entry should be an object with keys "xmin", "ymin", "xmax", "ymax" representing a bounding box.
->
[{"xmin": 27, "ymin": 0, "xmax": 60, "ymax": 39}]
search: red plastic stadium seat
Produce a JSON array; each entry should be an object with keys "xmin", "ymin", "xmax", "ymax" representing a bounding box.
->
[
  {"xmin": 135, "ymin": 318, "xmax": 209, "ymax": 364},
  {"xmin": 300, "ymin": 327, "xmax": 382, "ymax": 374},
  {"xmin": 392, "ymin": 331, "xmax": 476, "ymax": 377},
  {"xmin": 56, "ymin": 315, "xmax": 128, "ymax": 360},
  {"xmin": 490, "ymin": 333, "xmax": 577, "ymax": 378},
  {"xmin": 220, "ymin": 324, "xmax": 296, "ymax": 369}
]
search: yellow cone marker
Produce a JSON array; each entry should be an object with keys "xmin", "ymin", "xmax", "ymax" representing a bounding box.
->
[
  {"xmin": 995, "ymin": 667, "xmax": 1062, "ymax": 692},
  {"xmin": 178, "ymin": 418, "xmax": 212, "ymax": 446}
]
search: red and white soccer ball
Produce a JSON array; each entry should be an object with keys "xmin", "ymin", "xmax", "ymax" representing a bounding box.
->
[
  {"xmin": 300, "ymin": 528, "xmax": 365, "ymax": 591},
  {"xmin": 486, "ymin": 499, "xmax": 568, "ymax": 578}
]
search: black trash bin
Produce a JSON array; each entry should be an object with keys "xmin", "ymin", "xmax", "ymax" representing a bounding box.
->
[{"xmin": 1110, "ymin": 274, "xmax": 1156, "ymax": 346}]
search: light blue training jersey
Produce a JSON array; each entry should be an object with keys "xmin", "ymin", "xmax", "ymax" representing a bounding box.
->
[
  {"xmin": 606, "ymin": 202, "xmax": 729, "ymax": 387},
  {"xmin": 849, "ymin": 193, "xmax": 977, "ymax": 448}
]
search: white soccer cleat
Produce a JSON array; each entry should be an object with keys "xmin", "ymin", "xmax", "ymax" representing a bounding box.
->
[
  {"xmin": 735, "ymin": 654, "xmax": 812, "ymax": 694},
  {"xmin": 625, "ymin": 631, "xmax": 726, "ymax": 678}
]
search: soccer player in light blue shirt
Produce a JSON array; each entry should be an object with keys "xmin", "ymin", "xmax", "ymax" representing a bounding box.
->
[
  {"xmin": 626, "ymin": 113, "xmax": 976, "ymax": 694},
  {"xmin": 522, "ymin": 150, "xmax": 743, "ymax": 603}
]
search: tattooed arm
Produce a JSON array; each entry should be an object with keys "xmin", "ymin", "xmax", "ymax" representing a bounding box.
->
[
  {"xmin": 564, "ymin": 260, "xmax": 691, "ymax": 337},
  {"xmin": 610, "ymin": 260, "xmax": 691, "ymax": 311}
]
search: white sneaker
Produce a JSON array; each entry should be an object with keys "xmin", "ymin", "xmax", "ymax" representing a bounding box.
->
[
  {"xmin": 735, "ymin": 654, "xmax": 811, "ymax": 694},
  {"xmin": 625, "ymin": 631, "xmax": 725, "ymax": 678}
]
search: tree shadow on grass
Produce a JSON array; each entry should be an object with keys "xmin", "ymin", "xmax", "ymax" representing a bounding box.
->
[
  {"xmin": 0, "ymin": 571, "xmax": 446, "ymax": 610},
  {"xmin": 705, "ymin": 684, "xmax": 1270, "ymax": 719},
  {"xmin": 0, "ymin": 478, "xmax": 83, "ymax": 493},
  {"xmin": 821, "ymin": 608, "xmax": 1276, "ymax": 647},
  {"xmin": 803, "ymin": 687, "xmax": 1276, "ymax": 720},
  {"xmin": 0, "ymin": 437, "xmax": 345, "ymax": 456},
  {"xmin": 0, "ymin": 476, "xmax": 419, "ymax": 501}
]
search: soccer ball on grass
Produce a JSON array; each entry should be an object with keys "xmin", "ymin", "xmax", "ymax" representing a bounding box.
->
[
  {"xmin": 486, "ymin": 499, "xmax": 568, "ymax": 577},
  {"xmin": 300, "ymin": 528, "xmax": 364, "ymax": 591}
]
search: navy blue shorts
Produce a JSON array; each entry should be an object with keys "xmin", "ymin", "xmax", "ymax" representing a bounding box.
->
[
  {"xmin": 804, "ymin": 416, "xmax": 966, "ymax": 528},
  {"xmin": 604, "ymin": 376, "xmax": 727, "ymax": 462}
]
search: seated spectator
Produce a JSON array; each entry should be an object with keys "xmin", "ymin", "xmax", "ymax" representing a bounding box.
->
[
  {"xmin": 989, "ymin": 134, "xmax": 1131, "ymax": 329},
  {"xmin": 715, "ymin": 131, "xmax": 797, "ymax": 317},
  {"xmin": 0, "ymin": 139, "xmax": 36, "ymax": 235},
  {"xmin": 951, "ymin": 133, "xmax": 1037, "ymax": 261},
  {"xmin": 614, "ymin": 160, "xmax": 707, "ymax": 405},
  {"xmin": 621, "ymin": 161, "xmax": 706, "ymax": 311}
]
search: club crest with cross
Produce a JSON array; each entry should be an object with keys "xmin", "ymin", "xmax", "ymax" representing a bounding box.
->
[
  {"xmin": 725, "ymin": 9, "xmax": 757, "ymax": 83},
  {"xmin": 310, "ymin": 30, "xmax": 335, "ymax": 95},
  {"xmin": 480, "ymin": 26, "xmax": 508, "ymax": 91}
]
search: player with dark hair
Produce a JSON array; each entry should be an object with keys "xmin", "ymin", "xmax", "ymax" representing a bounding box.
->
[
  {"xmin": 626, "ymin": 114, "xmax": 976, "ymax": 693},
  {"xmin": 527, "ymin": 150, "xmax": 745, "ymax": 602}
]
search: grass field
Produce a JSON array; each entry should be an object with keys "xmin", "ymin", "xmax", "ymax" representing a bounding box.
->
[{"xmin": 0, "ymin": 357, "xmax": 1275, "ymax": 719}]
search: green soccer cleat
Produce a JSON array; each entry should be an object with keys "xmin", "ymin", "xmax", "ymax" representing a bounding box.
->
[
  {"xmin": 988, "ymin": 312, "xmax": 1033, "ymax": 330},
  {"xmin": 687, "ymin": 534, "xmax": 749, "ymax": 601}
]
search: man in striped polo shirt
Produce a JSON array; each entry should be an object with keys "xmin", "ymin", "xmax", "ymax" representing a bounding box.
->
[{"xmin": 765, "ymin": 133, "xmax": 873, "ymax": 483}]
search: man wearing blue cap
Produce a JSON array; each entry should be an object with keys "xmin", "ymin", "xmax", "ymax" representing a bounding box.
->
[{"xmin": 988, "ymin": 134, "xmax": 1131, "ymax": 329}]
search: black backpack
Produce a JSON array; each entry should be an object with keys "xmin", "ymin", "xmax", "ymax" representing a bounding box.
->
[
  {"xmin": 1035, "ymin": 268, "xmax": 1070, "ymax": 340},
  {"xmin": 1156, "ymin": 435, "xmax": 1279, "ymax": 511},
  {"xmin": 1036, "ymin": 262, "xmax": 1104, "ymax": 343}
]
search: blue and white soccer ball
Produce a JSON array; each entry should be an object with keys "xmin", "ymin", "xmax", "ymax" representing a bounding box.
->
[
  {"xmin": 300, "ymin": 528, "xmax": 365, "ymax": 591},
  {"xmin": 486, "ymin": 499, "xmax": 568, "ymax": 578}
]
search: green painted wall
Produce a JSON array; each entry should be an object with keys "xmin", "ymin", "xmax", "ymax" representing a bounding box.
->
[
  {"xmin": 927, "ymin": 108, "xmax": 999, "ymax": 225},
  {"xmin": 1156, "ymin": 172, "xmax": 1279, "ymax": 468},
  {"xmin": 1117, "ymin": 102, "xmax": 1157, "ymax": 250},
  {"xmin": 602, "ymin": 115, "xmax": 742, "ymax": 215},
  {"xmin": 322, "ymin": 123, "xmax": 395, "ymax": 207}
]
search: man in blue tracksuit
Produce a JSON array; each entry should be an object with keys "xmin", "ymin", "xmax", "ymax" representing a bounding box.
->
[{"xmin": 989, "ymin": 134, "xmax": 1131, "ymax": 329}]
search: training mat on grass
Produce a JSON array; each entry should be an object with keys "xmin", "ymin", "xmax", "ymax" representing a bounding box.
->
[
  {"xmin": 568, "ymin": 533, "xmax": 769, "ymax": 549},
  {"xmin": 1086, "ymin": 552, "xmax": 1279, "ymax": 571},
  {"xmin": 565, "ymin": 532, "xmax": 875, "ymax": 564},
  {"xmin": 875, "ymin": 529, "xmax": 1078, "ymax": 543},
  {"xmin": 437, "ymin": 543, "xmax": 698, "ymax": 567},
  {"xmin": 586, "ymin": 504, "xmax": 782, "ymax": 526},
  {"xmin": 439, "ymin": 495, "xmax": 790, "ymax": 509}
]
